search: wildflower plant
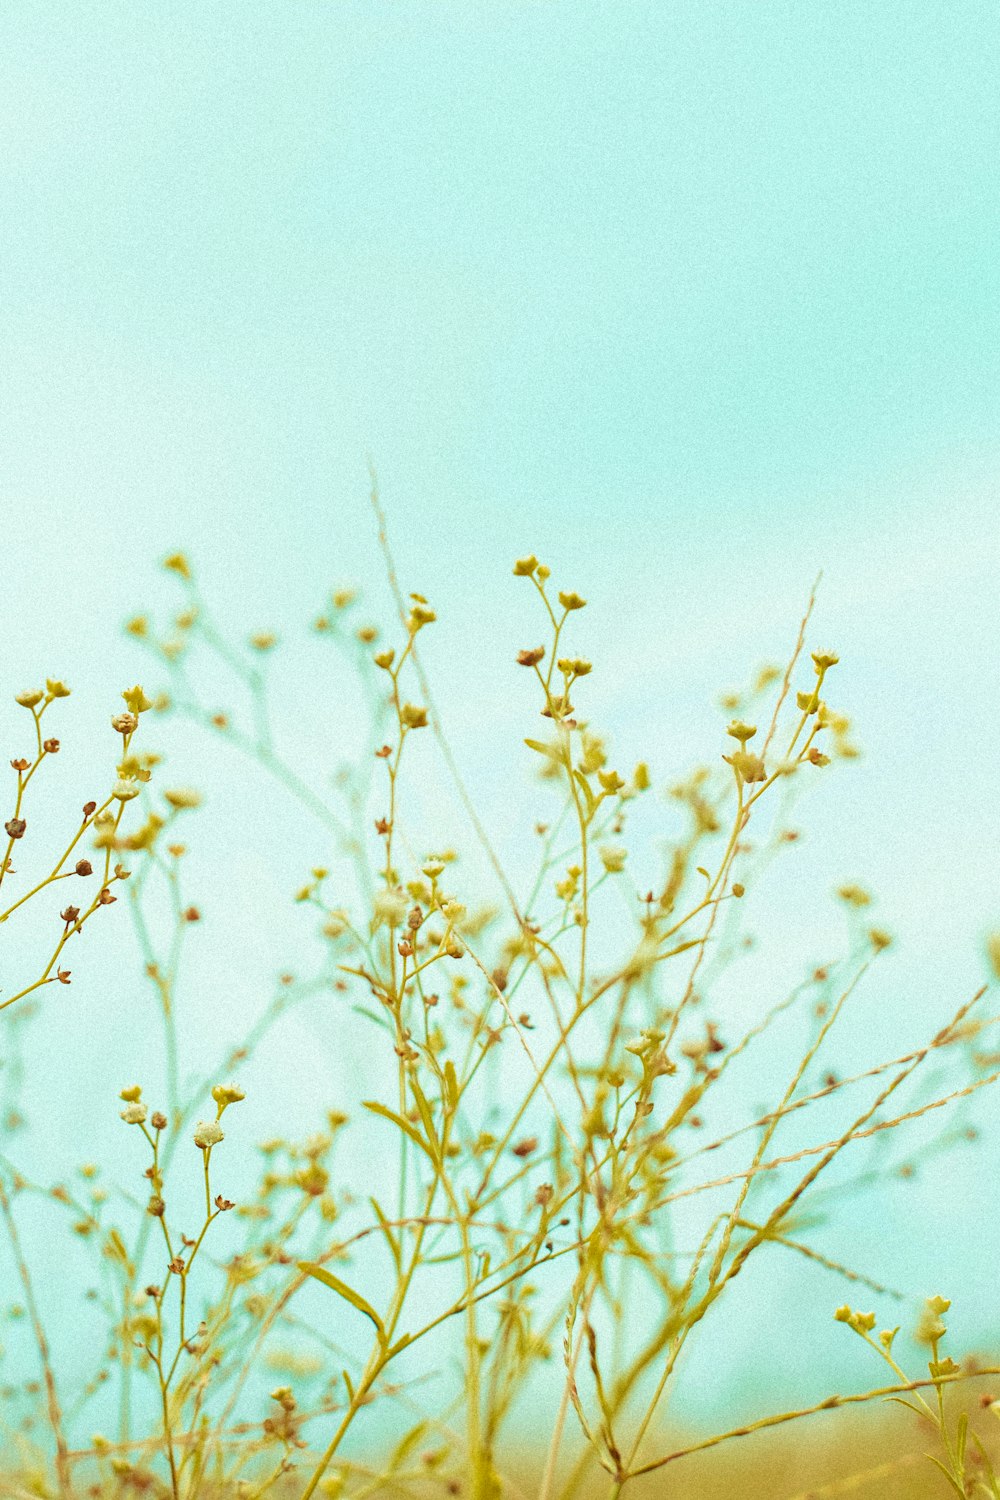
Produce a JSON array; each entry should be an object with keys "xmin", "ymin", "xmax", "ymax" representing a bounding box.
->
[{"xmin": 1, "ymin": 511, "xmax": 998, "ymax": 1500}]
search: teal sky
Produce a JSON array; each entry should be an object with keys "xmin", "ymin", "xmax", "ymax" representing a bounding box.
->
[{"xmin": 2, "ymin": 0, "xmax": 999, "ymax": 1443}]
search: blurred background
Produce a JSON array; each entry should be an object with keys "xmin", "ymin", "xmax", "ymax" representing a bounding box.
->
[{"xmin": 1, "ymin": 2, "xmax": 998, "ymax": 1487}]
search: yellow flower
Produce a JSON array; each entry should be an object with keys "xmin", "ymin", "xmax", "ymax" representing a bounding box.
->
[{"xmin": 123, "ymin": 685, "xmax": 153, "ymax": 715}]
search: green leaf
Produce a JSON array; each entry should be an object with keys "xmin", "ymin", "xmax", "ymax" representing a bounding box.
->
[
  {"xmin": 924, "ymin": 1455, "xmax": 966, "ymax": 1498},
  {"xmin": 369, "ymin": 1196, "xmax": 401, "ymax": 1275},
  {"xmin": 298, "ymin": 1262, "xmax": 386, "ymax": 1345},
  {"xmin": 363, "ymin": 1100, "xmax": 438, "ymax": 1165},
  {"xmin": 409, "ymin": 1079, "xmax": 440, "ymax": 1163},
  {"xmin": 524, "ymin": 737, "xmax": 566, "ymax": 765},
  {"xmin": 573, "ymin": 770, "xmax": 597, "ymax": 820},
  {"xmin": 956, "ymin": 1411, "xmax": 968, "ymax": 1468},
  {"xmin": 444, "ymin": 1059, "xmax": 459, "ymax": 1112},
  {"xmin": 389, "ymin": 1420, "xmax": 428, "ymax": 1471}
]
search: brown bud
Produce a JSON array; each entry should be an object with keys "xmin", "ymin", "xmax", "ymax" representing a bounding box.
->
[
  {"xmin": 512, "ymin": 1136, "xmax": 538, "ymax": 1158},
  {"xmin": 43, "ymin": 738, "xmax": 60, "ymax": 754},
  {"xmin": 82, "ymin": 801, "xmax": 97, "ymax": 817},
  {"xmin": 147, "ymin": 1195, "xmax": 166, "ymax": 1218},
  {"xmin": 75, "ymin": 859, "xmax": 93, "ymax": 876},
  {"xmin": 97, "ymin": 887, "xmax": 116, "ymax": 906},
  {"xmin": 10, "ymin": 758, "xmax": 29, "ymax": 772},
  {"xmin": 60, "ymin": 906, "xmax": 80, "ymax": 925},
  {"xmin": 5, "ymin": 818, "xmax": 26, "ymax": 839},
  {"xmin": 151, "ymin": 1112, "xmax": 167, "ymax": 1131}
]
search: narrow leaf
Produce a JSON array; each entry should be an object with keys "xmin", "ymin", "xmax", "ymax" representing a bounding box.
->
[{"xmin": 298, "ymin": 1262, "xmax": 386, "ymax": 1344}]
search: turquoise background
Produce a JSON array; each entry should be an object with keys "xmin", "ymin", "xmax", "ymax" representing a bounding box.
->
[{"xmin": 1, "ymin": 0, "xmax": 998, "ymax": 1453}]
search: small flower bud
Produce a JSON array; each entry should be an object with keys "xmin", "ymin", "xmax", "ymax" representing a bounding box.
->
[
  {"xmin": 727, "ymin": 721, "xmax": 757, "ymax": 743},
  {"xmin": 517, "ymin": 647, "xmax": 545, "ymax": 667},
  {"xmin": 46, "ymin": 679, "xmax": 71, "ymax": 699},
  {"xmin": 43, "ymin": 738, "xmax": 60, "ymax": 754},
  {"xmin": 122, "ymin": 685, "xmax": 153, "ymax": 715},
  {"xmin": 112, "ymin": 779, "xmax": 140, "ymax": 802},
  {"xmin": 164, "ymin": 787, "xmax": 201, "ymax": 810},
  {"xmin": 75, "ymin": 859, "xmax": 93, "ymax": 876},
  {"xmin": 120, "ymin": 1085, "xmax": 142, "ymax": 1102},
  {"xmin": 558, "ymin": 590, "xmax": 586, "ymax": 611},
  {"xmin": 15, "ymin": 689, "xmax": 44, "ymax": 709},
  {"xmin": 5, "ymin": 818, "xmax": 26, "ymax": 839},
  {"xmin": 120, "ymin": 1102, "xmax": 148, "ymax": 1125},
  {"xmin": 112, "ymin": 713, "xmax": 138, "ymax": 736},
  {"xmin": 194, "ymin": 1120, "xmax": 224, "ymax": 1149},
  {"xmin": 399, "ymin": 703, "xmax": 428, "ymax": 729},
  {"xmin": 407, "ymin": 602, "xmax": 436, "ymax": 630},
  {"xmin": 211, "ymin": 1083, "xmax": 245, "ymax": 1108},
  {"xmin": 151, "ymin": 1112, "xmax": 167, "ymax": 1131},
  {"xmin": 512, "ymin": 555, "xmax": 539, "ymax": 576}
]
